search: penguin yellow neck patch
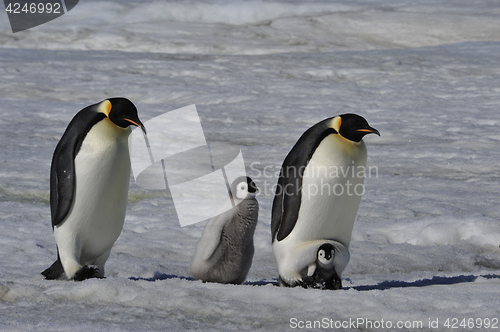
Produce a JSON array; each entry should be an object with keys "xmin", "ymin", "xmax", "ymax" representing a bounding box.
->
[
  {"xmin": 97, "ymin": 100, "xmax": 112, "ymax": 117},
  {"xmin": 330, "ymin": 116, "xmax": 341, "ymax": 132}
]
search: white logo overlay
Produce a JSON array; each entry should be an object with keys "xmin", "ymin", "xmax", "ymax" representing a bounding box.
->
[{"xmin": 129, "ymin": 105, "xmax": 247, "ymax": 227}]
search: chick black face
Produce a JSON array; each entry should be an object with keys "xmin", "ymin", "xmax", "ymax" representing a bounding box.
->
[
  {"xmin": 317, "ymin": 243, "xmax": 335, "ymax": 268},
  {"xmin": 246, "ymin": 177, "xmax": 258, "ymax": 194},
  {"xmin": 338, "ymin": 113, "xmax": 380, "ymax": 142},
  {"xmin": 107, "ymin": 98, "xmax": 146, "ymax": 134},
  {"xmin": 232, "ymin": 176, "xmax": 259, "ymax": 200}
]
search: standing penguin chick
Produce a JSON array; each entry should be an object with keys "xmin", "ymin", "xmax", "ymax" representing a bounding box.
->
[
  {"xmin": 190, "ymin": 176, "xmax": 259, "ymax": 284},
  {"xmin": 42, "ymin": 98, "xmax": 146, "ymax": 281},
  {"xmin": 271, "ymin": 114, "xmax": 379, "ymax": 289}
]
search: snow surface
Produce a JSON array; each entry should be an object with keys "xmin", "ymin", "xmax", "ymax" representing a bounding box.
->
[{"xmin": 1, "ymin": 0, "xmax": 500, "ymax": 331}]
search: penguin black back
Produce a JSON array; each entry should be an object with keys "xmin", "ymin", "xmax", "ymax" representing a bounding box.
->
[
  {"xmin": 271, "ymin": 118, "xmax": 336, "ymax": 242},
  {"xmin": 50, "ymin": 107, "xmax": 106, "ymax": 227}
]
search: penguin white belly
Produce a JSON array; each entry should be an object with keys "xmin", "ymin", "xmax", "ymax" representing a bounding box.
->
[
  {"xmin": 54, "ymin": 120, "xmax": 131, "ymax": 274},
  {"xmin": 291, "ymin": 135, "xmax": 367, "ymax": 248}
]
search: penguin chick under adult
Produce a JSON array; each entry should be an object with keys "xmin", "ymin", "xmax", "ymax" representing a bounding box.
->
[
  {"xmin": 190, "ymin": 176, "xmax": 259, "ymax": 284},
  {"xmin": 300, "ymin": 243, "xmax": 342, "ymax": 290},
  {"xmin": 271, "ymin": 113, "xmax": 379, "ymax": 289},
  {"xmin": 42, "ymin": 98, "xmax": 145, "ymax": 281},
  {"xmin": 276, "ymin": 239, "xmax": 349, "ymax": 290}
]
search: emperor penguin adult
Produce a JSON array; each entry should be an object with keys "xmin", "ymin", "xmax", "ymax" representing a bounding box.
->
[
  {"xmin": 42, "ymin": 98, "xmax": 146, "ymax": 281},
  {"xmin": 190, "ymin": 176, "xmax": 259, "ymax": 284},
  {"xmin": 271, "ymin": 113, "xmax": 379, "ymax": 289}
]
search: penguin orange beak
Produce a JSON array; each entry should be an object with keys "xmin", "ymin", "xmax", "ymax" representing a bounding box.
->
[
  {"xmin": 124, "ymin": 118, "xmax": 147, "ymax": 135},
  {"xmin": 356, "ymin": 127, "xmax": 380, "ymax": 136}
]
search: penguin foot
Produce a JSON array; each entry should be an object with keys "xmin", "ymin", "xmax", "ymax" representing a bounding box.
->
[
  {"xmin": 324, "ymin": 276, "xmax": 342, "ymax": 290},
  {"xmin": 300, "ymin": 275, "xmax": 315, "ymax": 286},
  {"xmin": 278, "ymin": 276, "xmax": 309, "ymax": 288},
  {"xmin": 277, "ymin": 276, "xmax": 293, "ymax": 287},
  {"xmin": 73, "ymin": 265, "xmax": 101, "ymax": 281},
  {"xmin": 295, "ymin": 275, "xmax": 343, "ymax": 290},
  {"xmin": 278, "ymin": 275, "xmax": 341, "ymax": 290}
]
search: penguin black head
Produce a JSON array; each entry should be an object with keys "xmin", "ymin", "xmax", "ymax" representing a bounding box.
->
[
  {"xmin": 231, "ymin": 176, "xmax": 258, "ymax": 200},
  {"xmin": 99, "ymin": 98, "xmax": 146, "ymax": 134},
  {"xmin": 334, "ymin": 114, "xmax": 380, "ymax": 143},
  {"xmin": 317, "ymin": 243, "xmax": 335, "ymax": 269}
]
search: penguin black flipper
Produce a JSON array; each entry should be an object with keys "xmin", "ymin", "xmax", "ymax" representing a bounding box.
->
[
  {"xmin": 270, "ymin": 172, "xmax": 285, "ymax": 241},
  {"xmin": 271, "ymin": 118, "xmax": 337, "ymax": 242},
  {"xmin": 270, "ymin": 155, "xmax": 302, "ymax": 242},
  {"xmin": 50, "ymin": 106, "xmax": 106, "ymax": 226}
]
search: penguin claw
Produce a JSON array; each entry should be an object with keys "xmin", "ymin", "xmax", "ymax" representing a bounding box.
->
[
  {"xmin": 73, "ymin": 265, "xmax": 101, "ymax": 281},
  {"xmin": 278, "ymin": 276, "xmax": 310, "ymax": 289},
  {"xmin": 277, "ymin": 276, "xmax": 294, "ymax": 287}
]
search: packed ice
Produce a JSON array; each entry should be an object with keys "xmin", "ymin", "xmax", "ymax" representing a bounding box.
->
[{"xmin": 0, "ymin": 0, "xmax": 499, "ymax": 331}]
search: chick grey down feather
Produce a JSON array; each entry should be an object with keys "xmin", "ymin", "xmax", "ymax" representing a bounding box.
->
[{"xmin": 191, "ymin": 177, "xmax": 259, "ymax": 284}]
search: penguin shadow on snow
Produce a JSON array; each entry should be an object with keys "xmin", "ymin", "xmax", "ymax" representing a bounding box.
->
[
  {"xmin": 128, "ymin": 272, "xmax": 277, "ymax": 286},
  {"xmin": 347, "ymin": 274, "xmax": 500, "ymax": 291},
  {"xmin": 128, "ymin": 273, "xmax": 500, "ymax": 291},
  {"xmin": 129, "ymin": 272, "xmax": 194, "ymax": 282}
]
